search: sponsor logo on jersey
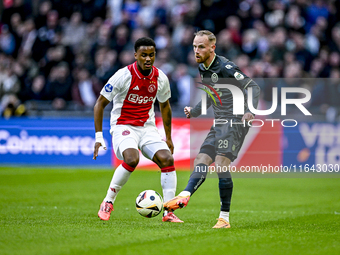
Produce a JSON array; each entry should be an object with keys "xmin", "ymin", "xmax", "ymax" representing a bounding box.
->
[
  {"xmin": 148, "ymin": 84, "xmax": 156, "ymax": 93},
  {"xmin": 234, "ymin": 72, "xmax": 244, "ymax": 80},
  {"xmin": 211, "ymin": 73, "xmax": 218, "ymax": 83},
  {"xmin": 133, "ymin": 85, "xmax": 140, "ymax": 90},
  {"xmin": 128, "ymin": 94, "xmax": 154, "ymax": 104},
  {"xmin": 105, "ymin": 83, "xmax": 113, "ymax": 92},
  {"xmin": 225, "ymin": 64, "xmax": 232, "ymax": 69},
  {"xmin": 122, "ymin": 130, "xmax": 130, "ymax": 136}
]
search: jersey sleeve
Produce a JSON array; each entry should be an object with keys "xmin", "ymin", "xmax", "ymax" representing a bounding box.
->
[
  {"xmin": 224, "ymin": 63, "xmax": 253, "ymax": 90},
  {"xmin": 100, "ymin": 68, "xmax": 127, "ymax": 102},
  {"xmin": 224, "ymin": 62, "xmax": 261, "ymax": 115},
  {"xmin": 225, "ymin": 61, "xmax": 260, "ymax": 116},
  {"xmin": 190, "ymin": 95, "xmax": 212, "ymax": 118},
  {"xmin": 156, "ymin": 70, "xmax": 171, "ymax": 103}
]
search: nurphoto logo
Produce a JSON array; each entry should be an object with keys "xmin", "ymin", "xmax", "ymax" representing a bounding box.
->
[{"xmin": 198, "ymin": 83, "xmax": 312, "ymax": 128}]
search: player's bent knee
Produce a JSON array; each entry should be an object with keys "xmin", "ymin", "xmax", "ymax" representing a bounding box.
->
[
  {"xmin": 122, "ymin": 148, "xmax": 139, "ymax": 168},
  {"xmin": 154, "ymin": 151, "xmax": 174, "ymax": 168},
  {"xmin": 159, "ymin": 156, "xmax": 174, "ymax": 169},
  {"xmin": 194, "ymin": 153, "xmax": 213, "ymax": 166},
  {"xmin": 215, "ymin": 154, "xmax": 232, "ymax": 167},
  {"xmin": 123, "ymin": 156, "xmax": 139, "ymax": 169}
]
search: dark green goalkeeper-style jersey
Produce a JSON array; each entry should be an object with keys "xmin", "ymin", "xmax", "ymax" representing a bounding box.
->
[{"xmin": 190, "ymin": 54, "xmax": 260, "ymax": 119}]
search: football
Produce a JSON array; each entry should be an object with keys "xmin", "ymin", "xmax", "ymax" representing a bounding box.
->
[{"xmin": 135, "ymin": 190, "xmax": 163, "ymax": 218}]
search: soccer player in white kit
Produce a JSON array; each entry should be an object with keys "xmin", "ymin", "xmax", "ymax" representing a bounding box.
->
[{"xmin": 93, "ymin": 37, "xmax": 183, "ymax": 223}]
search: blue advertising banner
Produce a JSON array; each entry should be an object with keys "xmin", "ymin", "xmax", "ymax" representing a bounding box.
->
[
  {"xmin": 283, "ymin": 122, "xmax": 340, "ymax": 170},
  {"xmin": 0, "ymin": 118, "xmax": 112, "ymax": 166}
]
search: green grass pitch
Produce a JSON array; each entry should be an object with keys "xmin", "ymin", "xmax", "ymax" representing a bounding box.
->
[{"xmin": 0, "ymin": 166, "xmax": 339, "ymax": 255}]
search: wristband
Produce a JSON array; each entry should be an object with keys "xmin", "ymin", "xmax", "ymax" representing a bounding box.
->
[
  {"xmin": 95, "ymin": 132, "xmax": 103, "ymax": 140},
  {"xmin": 95, "ymin": 131, "xmax": 107, "ymax": 149}
]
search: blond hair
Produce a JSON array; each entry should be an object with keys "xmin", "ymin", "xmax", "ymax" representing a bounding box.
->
[{"xmin": 194, "ymin": 30, "xmax": 216, "ymax": 44}]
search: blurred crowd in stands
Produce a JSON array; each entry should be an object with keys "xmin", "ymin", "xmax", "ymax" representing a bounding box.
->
[{"xmin": 0, "ymin": 0, "xmax": 340, "ymax": 120}]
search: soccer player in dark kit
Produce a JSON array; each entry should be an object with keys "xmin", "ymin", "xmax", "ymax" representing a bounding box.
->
[{"xmin": 164, "ymin": 30, "xmax": 261, "ymax": 228}]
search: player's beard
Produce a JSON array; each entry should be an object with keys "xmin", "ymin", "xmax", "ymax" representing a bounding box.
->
[{"xmin": 196, "ymin": 53, "xmax": 209, "ymax": 64}]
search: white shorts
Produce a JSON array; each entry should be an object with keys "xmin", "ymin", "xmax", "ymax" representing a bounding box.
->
[{"xmin": 111, "ymin": 124, "xmax": 170, "ymax": 160}]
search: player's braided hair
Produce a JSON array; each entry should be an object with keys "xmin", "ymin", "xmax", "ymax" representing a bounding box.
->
[
  {"xmin": 134, "ymin": 37, "xmax": 156, "ymax": 52},
  {"xmin": 194, "ymin": 30, "xmax": 216, "ymax": 44}
]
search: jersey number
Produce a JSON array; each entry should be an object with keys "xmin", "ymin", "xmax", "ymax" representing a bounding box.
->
[{"xmin": 218, "ymin": 139, "xmax": 228, "ymax": 148}]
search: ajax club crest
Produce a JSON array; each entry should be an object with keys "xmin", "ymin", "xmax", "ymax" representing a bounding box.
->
[{"xmin": 148, "ymin": 83, "xmax": 156, "ymax": 93}]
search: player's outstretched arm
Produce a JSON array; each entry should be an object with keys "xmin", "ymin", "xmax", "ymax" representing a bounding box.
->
[
  {"xmin": 188, "ymin": 96, "xmax": 212, "ymax": 118},
  {"xmin": 93, "ymin": 95, "xmax": 110, "ymax": 160},
  {"xmin": 159, "ymin": 100, "xmax": 174, "ymax": 154},
  {"xmin": 242, "ymin": 79, "xmax": 260, "ymax": 123}
]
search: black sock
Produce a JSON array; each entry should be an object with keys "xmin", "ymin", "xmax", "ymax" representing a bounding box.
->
[
  {"xmin": 218, "ymin": 172, "xmax": 233, "ymax": 212},
  {"xmin": 184, "ymin": 163, "xmax": 208, "ymax": 195}
]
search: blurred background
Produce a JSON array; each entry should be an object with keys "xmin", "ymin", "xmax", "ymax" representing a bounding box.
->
[
  {"xmin": 0, "ymin": 0, "xmax": 340, "ymax": 168},
  {"xmin": 0, "ymin": 0, "xmax": 340, "ymax": 119}
]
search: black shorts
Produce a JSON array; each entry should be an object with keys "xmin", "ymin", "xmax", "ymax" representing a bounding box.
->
[{"xmin": 199, "ymin": 119, "xmax": 249, "ymax": 162}]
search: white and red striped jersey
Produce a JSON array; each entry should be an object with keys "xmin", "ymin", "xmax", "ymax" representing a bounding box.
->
[{"xmin": 100, "ymin": 62, "xmax": 171, "ymax": 131}]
